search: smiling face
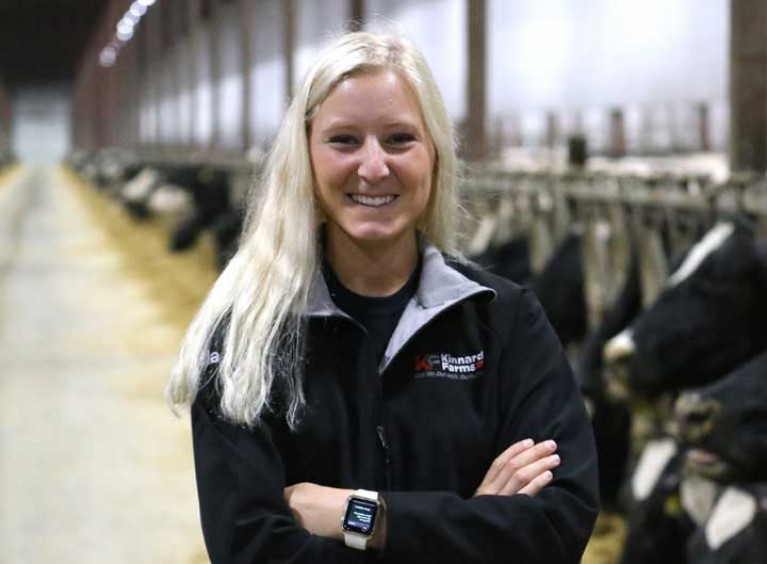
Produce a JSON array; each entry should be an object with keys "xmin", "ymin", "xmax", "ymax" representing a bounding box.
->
[{"xmin": 309, "ymin": 69, "xmax": 436, "ymax": 253}]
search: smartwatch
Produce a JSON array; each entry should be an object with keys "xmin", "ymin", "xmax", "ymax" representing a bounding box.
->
[{"xmin": 341, "ymin": 489, "xmax": 381, "ymax": 550}]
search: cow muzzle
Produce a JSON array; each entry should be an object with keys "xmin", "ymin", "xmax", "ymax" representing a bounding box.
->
[
  {"xmin": 675, "ymin": 392, "xmax": 721, "ymax": 443},
  {"xmin": 675, "ymin": 393, "xmax": 728, "ymax": 479},
  {"xmin": 603, "ymin": 329, "xmax": 636, "ymax": 401}
]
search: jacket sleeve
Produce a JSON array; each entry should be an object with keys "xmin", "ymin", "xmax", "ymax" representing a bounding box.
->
[
  {"xmin": 378, "ymin": 289, "xmax": 600, "ymax": 564},
  {"xmin": 192, "ymin": 390, "xmax": 378, "ymax": 564}
]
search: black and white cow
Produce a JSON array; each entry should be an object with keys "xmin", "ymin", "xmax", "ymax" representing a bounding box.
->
[
  {"xmin": 471, "ymin": 231, "xmax": 591, "ymax": 348},
  {"xmin": 167, "ymin": 165, "xmax": 232, "ymax": 260},
  {"xmin": 470, "ymin": 235, "xmax": 533, "ymax": 286},
  {"xmin": 619, "ymin": 437, "xmax": 695, "ymax": 564},
  {"xmin": 675, "ymin": 349, "xmax": 767, "ymax": 484},
  {"xmin": 685, "ymin": 483, "xmax": 767, "ymax": 564},
  {"xmin": 604, "ymin": 217, "xmax": 767, "ymax": 400},
  {"xmin": 529, "ymin": 232, "xmax": 589, "ymax": 347}
]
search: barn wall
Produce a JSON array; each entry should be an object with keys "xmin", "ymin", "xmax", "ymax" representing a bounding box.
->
[
  {"xmin": 72, "ymin": 0, "xmax": 733, "ymax": 159},
  {"xmin": 488, "ymin": 0, "xmax": 730, "ymax": 152},
  {"xmin": 14, "ymin": 84, "xmax": 70, "ymax": 163},
  {"xmin": 366, "ymin": 0, "xmax": 467, "ymax": 122}
]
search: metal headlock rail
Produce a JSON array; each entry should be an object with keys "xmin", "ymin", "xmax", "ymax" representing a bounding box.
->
[{"xmin": 460, "ymin": 167, "xmax": 767, "ymax": 221}]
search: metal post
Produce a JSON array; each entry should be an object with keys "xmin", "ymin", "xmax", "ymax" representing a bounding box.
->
[
  {"xmin": 466, "ymin": 0, "xmax": 487, "ymax": 161},
  {"xmin": 188, "ymin": 0, "xmax": 202, "ymax": 151},
  {"xmin": 608, "ymin": 108, "xmax": 627, "ymax": 158},
  {"xmin": 209, "ymin": 0, "xmax": 222, "ymax": 154},
  {"xmin": 730, "ymin": 0, "xmax": 767, "ymax": 172},
  {"xmin": 698, "ymin": 102, "xmax": 711, "ymax": 152},
  {"xmin": 284, "ymin": 0, "xmax": 296, "ymax": 103},
  {"xmin": 348, "ymin": 0, "xmax": 365, "ymax": 31},
  {"xmin": 238, "ymin": 0, "xmax": 254, "ymax": 154}
]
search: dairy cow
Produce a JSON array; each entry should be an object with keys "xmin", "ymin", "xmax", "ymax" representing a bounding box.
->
[
  {"xmin": 619, "ymin": 437, "xmax": 695, "ymax": 564},
  {"xmin": 685, "ymin": 483, "xmax": 767, "ymax": 564},
  {"xmin": 604, "ymin": 217, "xmax": 767, "ymax": 399},
  {"xmin": 675, "ymin": 350, "xmax": 767, "ymax": 483},
  {"xmin": 472, "ymin": 231, "xmax": 590, "ymax": 347}
]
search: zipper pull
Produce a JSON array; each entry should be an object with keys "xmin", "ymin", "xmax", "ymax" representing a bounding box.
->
[{"xmin": 377, "ymin": 425, "xmax": 389, "ymax": 450}]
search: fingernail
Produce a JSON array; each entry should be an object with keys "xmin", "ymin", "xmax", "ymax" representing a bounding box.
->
[
  {"xmin": 523, "ymin": 438, "xmax": 534, "ymax": 447},
  {"xmin": 543, "ymin": 471, "xmax": 553, "ymax": 480},
  {"xmin": 551, "ymin": 454, "xmax": 561, "ymax": 464},
  {"xmin": 546, "ymin": 440, "xmax": 557, "ymax": 450}
]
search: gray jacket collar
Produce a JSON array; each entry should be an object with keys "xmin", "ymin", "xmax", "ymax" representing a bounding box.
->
[{"xmin": 306, "ymin": 239, "xmax": 496, "ymax": 373}]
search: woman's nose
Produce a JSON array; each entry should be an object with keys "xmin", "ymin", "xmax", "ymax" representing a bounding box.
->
[{"xmin": 358, "ymin": 138, "xmax": 390, "ymax": 182}]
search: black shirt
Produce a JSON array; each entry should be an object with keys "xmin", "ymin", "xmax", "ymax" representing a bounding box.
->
[{"xmin": 323, "ymin": 261, "xmax": 421, "ymax": 362}]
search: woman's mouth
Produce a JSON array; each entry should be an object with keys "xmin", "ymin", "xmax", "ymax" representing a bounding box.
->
[{"xmin": 348, "ymin": 194, "xmax": 398, "ymax": 208}]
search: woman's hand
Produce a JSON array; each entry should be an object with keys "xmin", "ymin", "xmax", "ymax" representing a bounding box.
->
[{"xmin": 473, "ymin": 438, "xmax": 560, "ymax": 497}]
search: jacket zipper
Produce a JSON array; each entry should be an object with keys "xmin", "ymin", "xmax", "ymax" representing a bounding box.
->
[
  {"xmin": 377, "ymin": 424, "xmax": 393, "ymax": 490},
  {"xmin": 337, "ymin": 317, "xmax": 393, "ymax": 489}
]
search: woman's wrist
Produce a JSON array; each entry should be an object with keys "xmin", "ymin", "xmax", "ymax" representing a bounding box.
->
[{"xmin": 285, "ymin": 483, "xmax": 387, "ymax": 550}]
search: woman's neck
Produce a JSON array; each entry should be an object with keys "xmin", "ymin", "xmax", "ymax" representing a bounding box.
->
[{"xmin": 323, "ymin": 228, "xmax": 419, "ymax": 297}]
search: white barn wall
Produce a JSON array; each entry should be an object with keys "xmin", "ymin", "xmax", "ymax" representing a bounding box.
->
[
  {"xmin": 129, "ymin": 0, "xmax": 730, "ymax": 156},
  {"xmin": 15, "ymin": 85, "xmax": 70, "ymax": 163},
  {"xmin": 293, "ymin": 0, "xmax": 351, "ymax": 89},
  {"xmin": 366, "ymin": 0, "xmax": 467, "ymax": 123},
  {"xmin": 488, "ymin": 0, "xmax": 729, "ymax": 151}
]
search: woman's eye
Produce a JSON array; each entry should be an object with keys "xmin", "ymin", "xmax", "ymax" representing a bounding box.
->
[
  {"xmin": 389, "ymin": 133, "xmax": 416, "ymax": 145},
  {"xmin": 328, "ymin": 135, "xmax": 358, "ymax": 145}
]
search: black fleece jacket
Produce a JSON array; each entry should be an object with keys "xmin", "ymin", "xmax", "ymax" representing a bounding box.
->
[{"xmin": 191, "ymin": 250, "xmax": 599, "ymax": 564}]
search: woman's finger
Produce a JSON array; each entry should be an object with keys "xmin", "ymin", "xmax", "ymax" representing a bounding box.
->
[
  {"xmin": 517, "ymin": 470, "xmax": 554, "ymax": 497},
  {"xmin": 475, "ymin": 439, "xmax": 558, "ymax": 496},
  {"xmin": 483, "ymin": 440, "xmax": 557, "ymax": 493},
  {"xmin": 499, "ymin": 453, "xmax": 560, "ymax": 496},
  {"xmin": 476, "ymin": 438, "xmax": 534, "ymax": 492}
]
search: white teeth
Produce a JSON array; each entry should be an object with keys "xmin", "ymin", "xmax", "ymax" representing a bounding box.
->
[{"xmin": 349, "ymin": 194, "xmax": 396, "ymax": 207}]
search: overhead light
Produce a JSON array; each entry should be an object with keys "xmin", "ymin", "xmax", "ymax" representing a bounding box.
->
[
  {"xmin": 116, "ymin": 27, "xmax": 134, "ymax": 41},
  {"xmin": 99, "ymin": 48, "xmax": 117, "ymax": 67},
  {"xmin": 117, "ymin": 18, "xmax": 135, "ymax": 35},
  {"xmin": 130, "ymin": 2, "xmax": 148, "ymax": 17},
  {"xmin": 124, "ymin": 12, "xmax": 141, "ymax": 25},
  {"xmin": 138, "ymin": 0, "xmax": 156, "ymax": 6}
]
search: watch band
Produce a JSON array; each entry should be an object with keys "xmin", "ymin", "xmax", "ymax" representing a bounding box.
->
[
  {"xmin": 354, "ymin": 489, "xmax": 379, "ymax": 502},
  {"xmin": 344, "ymin": 531, "xmax": 369, "ymax": 550}
]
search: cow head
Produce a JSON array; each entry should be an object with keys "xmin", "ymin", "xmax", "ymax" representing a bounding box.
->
[
  {"xmin": 603, "ymin": 219, "xmax": 767, "ymax": 399},
  {"xmin": 675, "ymin": 350, "xmax": 767, "ymax": 482}
]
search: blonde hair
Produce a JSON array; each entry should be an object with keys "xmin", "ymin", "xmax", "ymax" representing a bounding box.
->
[{"xmin": 166, "ymin": 31, "xmax": 461, "ymax": 428}]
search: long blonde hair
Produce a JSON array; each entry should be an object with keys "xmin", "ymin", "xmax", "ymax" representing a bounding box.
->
[{"xmin": 166, "ymin": 31, "xmax": 461, "ymax": 428}]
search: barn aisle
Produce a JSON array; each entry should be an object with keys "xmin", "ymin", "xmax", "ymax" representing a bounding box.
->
[{"xmin": 0, "ymin": 166, "xmax": 209, "ymax": 564}]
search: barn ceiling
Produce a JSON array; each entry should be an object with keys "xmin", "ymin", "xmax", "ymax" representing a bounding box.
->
[{"xmin": 0, "ymin": 0, "xmax": 108, "ymax": 86}]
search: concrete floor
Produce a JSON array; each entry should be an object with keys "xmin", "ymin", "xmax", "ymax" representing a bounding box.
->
[{"xmin": 0, "ymin": 166, "xmax": 208, "ymax": 564}]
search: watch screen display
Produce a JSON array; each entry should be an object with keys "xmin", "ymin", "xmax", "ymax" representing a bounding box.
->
[{"xmin": 342, "ymin": 497, "xmax": 378, "ymax": 535}]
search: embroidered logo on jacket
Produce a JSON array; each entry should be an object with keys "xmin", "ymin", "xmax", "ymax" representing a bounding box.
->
[{"xmin": 414, "ymin": 351, "xmax": 485, "ymax": 381}]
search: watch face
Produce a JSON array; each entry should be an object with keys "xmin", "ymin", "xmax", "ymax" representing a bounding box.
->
[{"xmin": 342, "ymin": 497, "xmax": 378, "ymax": 535}]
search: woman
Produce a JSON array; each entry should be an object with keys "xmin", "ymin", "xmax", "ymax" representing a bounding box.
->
[{"xmin": 167, "ymin": 32, "xmax": 598, "ymax": 563}]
